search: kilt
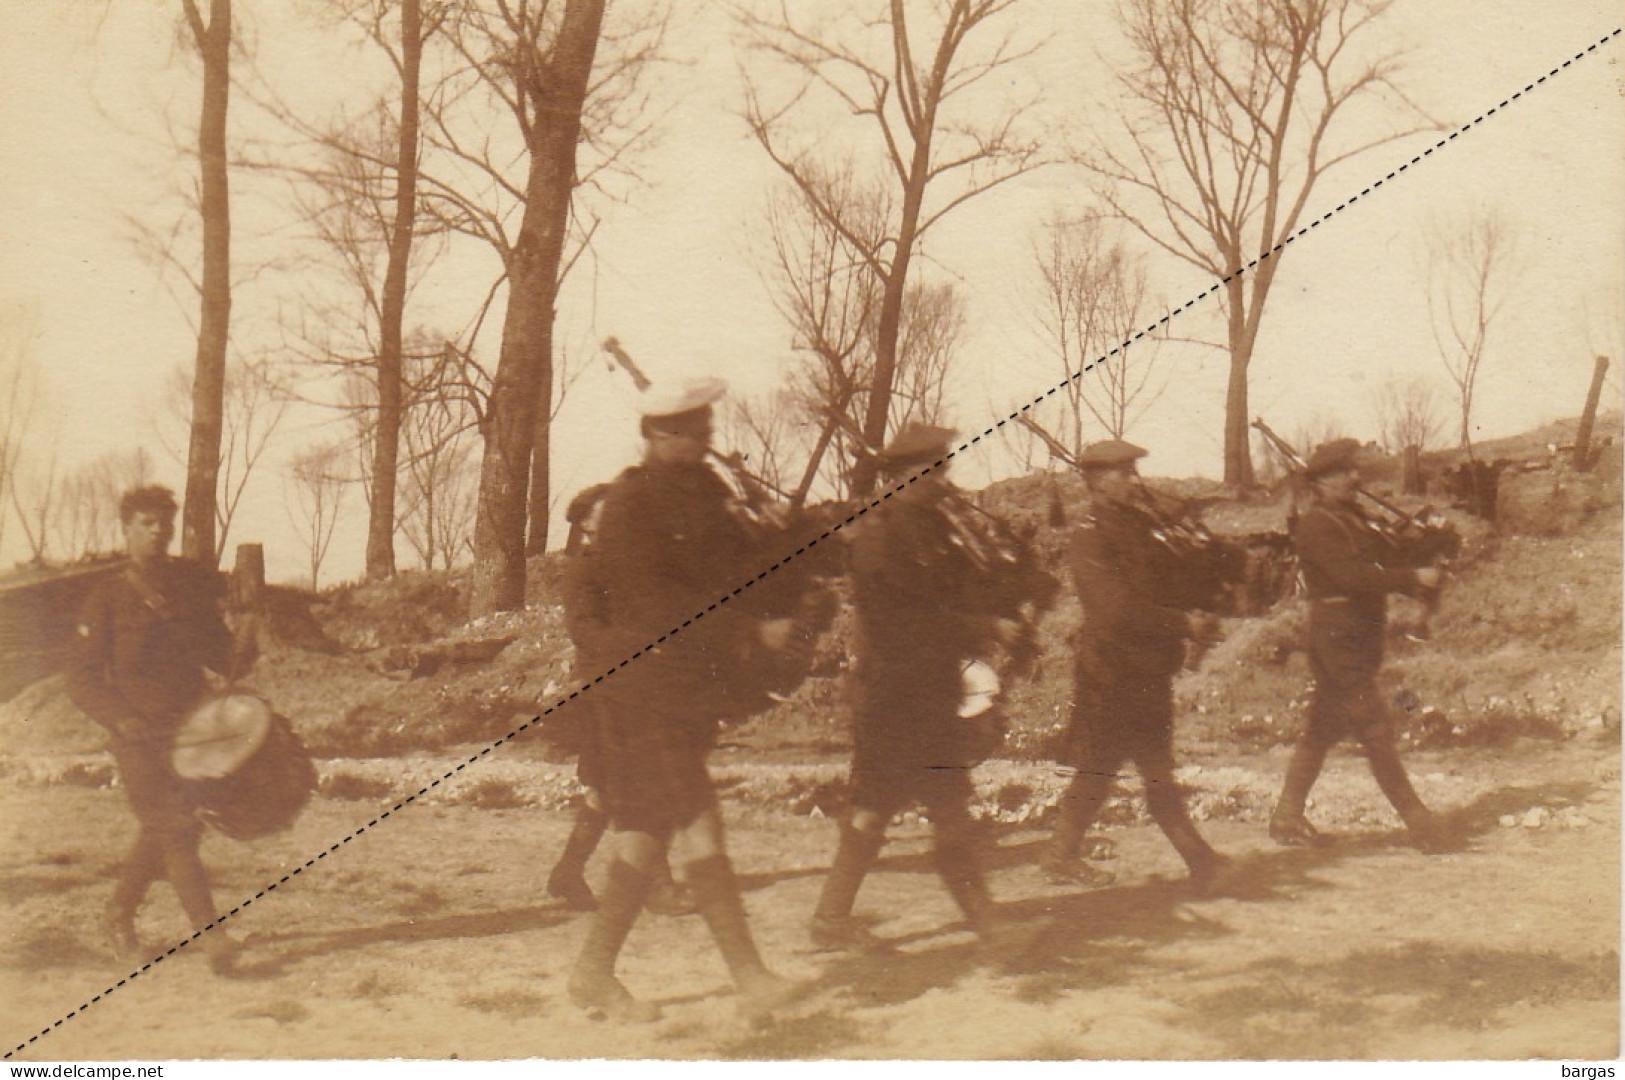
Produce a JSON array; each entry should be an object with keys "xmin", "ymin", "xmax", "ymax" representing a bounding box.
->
[{"xmin": 585, "ymin": 683, "xmax": 719, "ymax": 838}]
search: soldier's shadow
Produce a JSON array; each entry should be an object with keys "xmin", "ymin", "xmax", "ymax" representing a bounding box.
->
[{"xmin": 227, "ymin": 904, "xmax": 571, "ymax": 980}]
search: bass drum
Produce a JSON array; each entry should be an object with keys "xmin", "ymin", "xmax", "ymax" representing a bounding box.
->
[{"xmin": 173, "ymin": 692, "xmax": 318, "ymax": 841}]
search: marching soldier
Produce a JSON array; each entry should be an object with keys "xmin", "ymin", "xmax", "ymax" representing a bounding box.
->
[
  {"xmin": 1043, "ymin": 440, "xmax": 1231, "ymax": 893},
  {"xmin": 566, "ymin": 376, "xmax": 801, "ymax": 1023},
  {"xmin": 545, "ymin": 484, "xmax": 695, "ymax": 918},
  {"xmin": 66, "ymin": 485, "xmax": 250, "ymax": 974},
  {"xmin": 1269, "ymin": 438, "xmax": 1452, "ymax": 852},
  {"xmin": 809, "ymin": 423, "xmax": 1015, "ymax": 950}
]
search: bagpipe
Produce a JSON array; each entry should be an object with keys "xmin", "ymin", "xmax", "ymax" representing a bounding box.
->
[
  {"xmin": 1132, "ymin": 484, "xmax": 1246, "ymax": 613},
  {"xmin": 1251, "ymin": 418, "xmax": 1461, "ymax": 572},
  {"xmin": 599, "ymin": 338, "xmax": 838, "ymax": 714},
  {"xmin": 939, "ymin": 489, "xmax": 1062, "ymax": 677}
]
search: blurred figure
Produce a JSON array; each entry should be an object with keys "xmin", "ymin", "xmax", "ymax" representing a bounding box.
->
[
  {"xmin": 1043, "ymin": 440, "xmax": 1232, "ymax": 894},
  {"xmin": 809, "ymin": 423, "xmax": 1017, "ymax": 951},
  {"xmin": 565, "ymin": 377, "xmax": 801, "ymax": 1023},
  {"xmin": 67, "ymin": 485, "xmax": 250, "ymax": 974},
  {"xmin": 546, "ymin": 483, "xmax": 694, "ymax": 918},
  {"xmin": 1269, "ymin": 438, "xmax": 1452, "ymax": 852}
]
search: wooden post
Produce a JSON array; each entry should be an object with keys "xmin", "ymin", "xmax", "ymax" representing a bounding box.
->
[
  {"xmin": 1401, "ymin": 445, "xmax": 1424, "ymax": 496},
  {"xmin": 231, "ymin": 543, "xmax": 265, "ymax": 608},
  {"xmin": 228, "ymin": 543, "xmax": 265, "ymax": 681},
  {"xmin": 1573, "ymin": 355, "xmax": 1610, "ymax": 472}
]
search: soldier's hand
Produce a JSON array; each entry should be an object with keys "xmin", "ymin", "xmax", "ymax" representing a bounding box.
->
[
  {"xmin": 993, "ymin": 617, "xmax": 1023, "ymax": 648},
  {"xmin": 1414, "ymin": 567, "xmax": 1443, "ymax": 591},
  {"xmin": 757, "ymin": 617, "xmax": 798, "ymax": 652}
]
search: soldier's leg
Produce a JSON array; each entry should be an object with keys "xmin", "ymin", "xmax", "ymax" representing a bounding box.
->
[
  {"xmin": 1136, "ymin": 737, "xmax": 1226, "ymax": 886},
  {"xmin": 548, "ymin": 795, "xmax": 609, "ymax": 911},
  {"xmin": 1270, "ymin": 650, "xmax": 1342, "ymax": 846},
  {"xmin": 810, "ymin": 806, "xmax": 889, "ymax": 949},
  {"xmin": 1045, "ymin": 741, "xmax": 1124, "ymax": 886},
  {"xmin": 1352, "ymin": 692, "xmax": 1450, "ymax": 852},
  {"xmin": 674, "ymin": 808, "xmax": 799, "ymax": 1020},
  {"xmin": 568, "ymin": 828, "xmax": 663, "ymax": 1023},
  {"xmin": 1044, "ymin": 681, "xmax": 1121, "ymax": 885},
  {"xmin": 113, "ymin": 738, "xmax": 231, "ymax": 971},
  {"xmin": 103, "ymin": 829, "xmax": 164, "ymax": 960},
  {"xmin": 926, "ymin": 774, "xmax": 999, "ymax": 934}
]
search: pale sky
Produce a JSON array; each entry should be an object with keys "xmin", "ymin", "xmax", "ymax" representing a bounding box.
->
[{"xmin": 1, "ymin": 1, "xmax": 1622, "ymax": 584}]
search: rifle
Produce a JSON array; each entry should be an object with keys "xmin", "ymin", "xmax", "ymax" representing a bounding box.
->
[{"xmin": 1251, "ymin": 418, "xmax": 1433, "ymax": 530}]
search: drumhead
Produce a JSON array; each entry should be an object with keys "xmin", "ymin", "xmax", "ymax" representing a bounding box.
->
[
  {"xmin": 172, "ymin": 693, "xmax": 273, "ymax": 780},
  {"xmin": 957, "ymin": 658, "xmax": 1001, "ymax": 719}
]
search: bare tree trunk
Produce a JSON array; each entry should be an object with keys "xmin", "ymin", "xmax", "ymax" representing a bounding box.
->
[
  {"xmin": 1574, "ymin": 355, "xmax": 1610, "ymax": 472},
  {"xmin": 180, "ymin": 0, "xmax": 231, "ymax": 566},
  {"xmin": 365, "ymin": 0, "xmax": 424, "ymax": 582},
  {"xmin": 1223, "ymin": 279, "xmax": 1256, "ymax": 488},
  {"xmin": 469, "ymin": 0, "xmax": 604, "ymax": 616},
  {"xmin": 524, "ymin": 364, "xmax": 553, "ymax": 556}
]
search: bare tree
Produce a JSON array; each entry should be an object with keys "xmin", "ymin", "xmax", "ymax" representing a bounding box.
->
[
  {"xmin": 1426, "ymin": 209, "xmax": 1516, "ymax": 453},
  {"xmin": 890, "ymin": 280, "xmax": 962, "ymax": 431},
  {"xmin": 742, "ymin": 0, "xmax": 1043, "ymax": 494},
  {"xmin": 178, "ymin": 0, "xmax": 233, "ymax": 564},
  {"xmin": 160, "ymin": 360, "xmax": 291, "ymax": 562},
  {"xmin": 399, "ymin": 357, "xmax": 482, "ymax": 571},
  {"xmin": 8, "ymin": 446, "xmax": 61, "ymax": 567},
  {"xmin": 0, "ymin": 310, "xmax": 41, "ymax": 559},
  {"xmin": 53, "ymin": 449, "xmax": 158, "ymax": 560},
  {"xmin": 406, "ymin": 0, "xmax": 659, "ymax": 613},
  {"xmin": 286, "ymin": 442, "xmax": 351, "ymax": 591},
  {"xmin": 1030, "ymin": 213, "xmax": 1162, "ymax": 454},
  {"xmin": 1372, "ymin": 375, "xmax": 1441, "ymax": 455},
  {"xmin": 759, "ymin": 167, "xmax": 886, "ymax": 504},
  {"xmin": 721, "ymin": 387, "xmax": 810, "ymax": 502},
  {"xmin": 1090, "ymin": 0, "xmax": 1427, "ymax": 486}
]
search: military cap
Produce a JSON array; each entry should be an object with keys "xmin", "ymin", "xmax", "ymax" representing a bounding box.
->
[
  {"xmin": 1304, "ymin": 437, "xmax": 1363, "ymax": 479},
  {"xmin": 876, "ymin": 422, "xmax": 957, "ymax": 468},
  {"xmin": 637, "ymin": 376, "xmax": 728, "ymax": 420},
  {"xmin": 1076, "ymin": 439, "xmax": 1147, "ymax": 470}
]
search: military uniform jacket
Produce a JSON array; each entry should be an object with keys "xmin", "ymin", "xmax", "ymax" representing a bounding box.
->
[
  {"xmin": 67, "ymin": 559, "xmax": 233, "ymax": 740},
  {"xmin": 583, "ymin": 460, "xmax": 764, "ymax": 703},
  {"xmin": 1069, "ymin": 501, "xmax": 1189, "ymax": 679},
  {"xmin": 1294, "ymin": 502, "xmax": 1419, "ymax": 626},
  {"xmin": 848, "ymin": 491, "xmax": 985, "ymax": 719}
]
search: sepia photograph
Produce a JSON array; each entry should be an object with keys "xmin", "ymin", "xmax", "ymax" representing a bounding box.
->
[{"xmin": 0, "ymin": 0, "xmax": 1620, "ymax": 1066}]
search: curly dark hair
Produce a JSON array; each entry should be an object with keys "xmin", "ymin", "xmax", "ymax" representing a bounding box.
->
[{"xmin": 118, "ymin": 485, "xmax": 180, "ymax": 525}]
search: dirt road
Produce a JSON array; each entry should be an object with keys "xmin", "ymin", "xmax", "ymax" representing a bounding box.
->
[{"xmin": 3, "ymin": 739, "xmax": 1617, "ymax": 1061}]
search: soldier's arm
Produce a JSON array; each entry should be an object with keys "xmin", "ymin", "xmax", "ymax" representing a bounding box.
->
[
  {"xmin": 1072, "ymin": 524, "xmax": 1182, "ymax": 632},
  {"xmin": 1297, "ymin": 510, "xmax": 1418, "ymax": 598},
  {"xmin": 64, "ymin": 585, "xmax": 139, "ymax": 738}
]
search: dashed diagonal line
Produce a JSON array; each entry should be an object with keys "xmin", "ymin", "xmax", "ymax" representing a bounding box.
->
[{"xmin": 8, "ymin": 24, "xmax": 1619, "ymax": 1060}]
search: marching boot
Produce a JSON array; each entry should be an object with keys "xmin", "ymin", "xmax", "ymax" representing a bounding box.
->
[
  {"xmin": 1041, "ymin": 779, "xmax": 1117, "ymax": 887},
  {"xmin": 1269, "ymin": 740, "xmax": 1331, "ymax": 846},
  {"xmin": 548, "ymin": 803, "xmax": 608, "ymax": 911},
  {"xmin": 102, "ymin": 840, "xmax": 161, "ymax": 963},
  {"xmin": 1364, "ymin": 739, "xmax": 1455, "ymax": 853},
  {"xmin": 686, "ymin": 854, "xmax": 800, "ymax": 1021},
  {"xmin": 933, "ymin": 824, "xmax": 998, "ymax": 936},
  {"xmin": 809, "ymin": 823, "xmax": 887, "ymax": 951},
  {"xmin": 1146, "ymin": 783, "xmax": 1231, "ymax": 895},
  {"xmin": 568, "ymin": 860, "xmax": 661, "ymax": 1023},
  {"xmin": 99, "ymin": 901, "xmax": 141, "ymax": 964}
]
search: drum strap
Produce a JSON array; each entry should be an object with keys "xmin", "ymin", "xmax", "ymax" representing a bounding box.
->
[{"xmin": 124, "ymin": 566, "xmax": 171, "ymax": 618}]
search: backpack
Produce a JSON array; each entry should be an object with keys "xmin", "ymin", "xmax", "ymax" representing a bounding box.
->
[{"xmin": 561, "ymin": 482, "xmax": 615, "ymax": 655}]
